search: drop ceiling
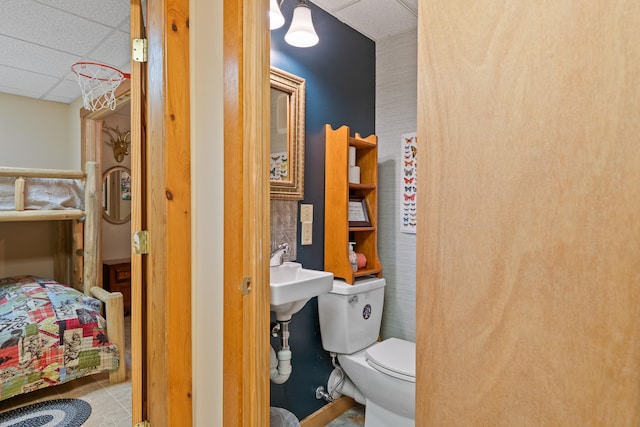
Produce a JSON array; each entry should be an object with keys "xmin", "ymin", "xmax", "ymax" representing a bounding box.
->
[
  {"xmin": 311, "ymin": 0, "xmax": 417, "ymax": 42},
  {"xmin": 0, "ymin": 0, "xmax": 130, "ymax": 104},
  {"xmin": 0, "ymin": 0, "xmax": 417, "ymax": 105}
]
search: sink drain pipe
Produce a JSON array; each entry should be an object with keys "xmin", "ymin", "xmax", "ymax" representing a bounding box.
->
[{"xmin": 270, "ymin": 320, "xmax": 292, "ymax": 384}]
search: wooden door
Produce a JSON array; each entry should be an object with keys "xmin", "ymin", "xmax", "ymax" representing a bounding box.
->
[
  {"xmin": 223, "ymin": 0, "xmax": 271, "ymax": 425},
  {"xmin": 417, "ymin": 1, "xmax": 640, "ymax": 425},
  {"xmin": 129, "ymin": 0, "xmax": 147, "ymax": 423}
]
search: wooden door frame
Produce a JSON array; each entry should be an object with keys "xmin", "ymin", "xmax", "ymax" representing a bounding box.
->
[
  {"xmin": 223, "ymin": 0, "xmax": 271, "ymax": 425},
  {"xmin": 129, "ymin": 0, "xmax": 145, "ymax": 422},
  {"xmin": 133, "ymin": 0, "xmax": 270, "ymax": 424},
  {"xmin": 79, "ymin": 81, "xmax": 132, "ymax": 286},
  {"xmin": 142, "ymin": 0, "xmax": 193, "ymax": 425}
]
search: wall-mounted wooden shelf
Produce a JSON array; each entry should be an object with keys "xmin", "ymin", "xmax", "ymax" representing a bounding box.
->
[{"xmin": 324, "ymin": 124, "xmax": 382, "ymax": 284}]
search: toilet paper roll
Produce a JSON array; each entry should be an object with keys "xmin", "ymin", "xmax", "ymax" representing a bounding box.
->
[
  {"xmin": 349, "ymin": 146, "xmax": 356, "ymax": 167},
  {"xmin": 349, "ymin": 166, "xmax": 360, "ymax": 184}
]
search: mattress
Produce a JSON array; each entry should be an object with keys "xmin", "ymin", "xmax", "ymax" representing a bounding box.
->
[{"xmin": 0, "ymin": 177, "xmax": 84, "ymax": 211}]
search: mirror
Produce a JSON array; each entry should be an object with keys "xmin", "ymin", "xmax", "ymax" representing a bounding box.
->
[
  {"xmin": 270, "ymin": 67, "xmax": 306, "ymax": 200},
  {"xmin": 102, "ymin": 166, "xmax": 131, "ymax": 224}
]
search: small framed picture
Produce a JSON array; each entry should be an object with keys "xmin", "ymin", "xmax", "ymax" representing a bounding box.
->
[{"xmin": 348, "ymin": 197, "xmax": 371, "ymax": 227}]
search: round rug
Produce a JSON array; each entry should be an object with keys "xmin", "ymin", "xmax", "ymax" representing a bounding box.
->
[{"xmin": 0, "ymin": 398, "xmax": 91, "ymax": 427}]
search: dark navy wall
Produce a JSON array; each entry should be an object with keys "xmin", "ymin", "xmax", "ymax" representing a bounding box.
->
[{"xmin": 270, "ymin": 0, "xmax": 375, "ymax": 420}]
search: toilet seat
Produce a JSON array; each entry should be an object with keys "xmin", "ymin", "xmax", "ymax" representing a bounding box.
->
[{"xmin": 365, "ymin": 337, "xmax": 416, "ymax": 383}]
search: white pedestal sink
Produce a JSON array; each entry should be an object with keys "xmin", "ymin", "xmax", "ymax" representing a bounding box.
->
[{"xmin": 270, "ymin": 262, "xmax": 333, "ymax": 321}]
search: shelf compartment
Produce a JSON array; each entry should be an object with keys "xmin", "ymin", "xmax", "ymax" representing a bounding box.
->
[
  {"xmin": 349, "ymin": 183, "xmax": 376, "ymax": 191},
  {"xmin": 355, "ymin": 267, "xmax": 382, "ymax": 278},
  {"xmin": 349, "ymin": 226, "xmax": 375, "ymax": 232}
]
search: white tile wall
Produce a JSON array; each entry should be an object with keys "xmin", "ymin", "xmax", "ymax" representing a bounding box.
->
[{"xmin": 376, "ymin": 30, "xmax": 418, "ymax": 341}]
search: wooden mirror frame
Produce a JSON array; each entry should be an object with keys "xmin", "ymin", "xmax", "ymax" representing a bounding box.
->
[{"xmin": 270, "ymin": 67, "xmax": 306, "ymax": 200}]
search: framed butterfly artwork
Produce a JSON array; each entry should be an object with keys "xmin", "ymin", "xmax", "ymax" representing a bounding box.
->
[{"xmin": 400, "ymin": 132, "xmax": 417, "ymax": 234}]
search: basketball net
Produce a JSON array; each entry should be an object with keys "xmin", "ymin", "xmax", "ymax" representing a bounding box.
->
[{"xmin": 71, "ymin": 62, "xmax": 130, "ymax": 111}]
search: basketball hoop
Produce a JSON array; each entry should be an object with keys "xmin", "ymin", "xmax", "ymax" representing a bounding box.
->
[{"xmin": 71, "ymin": 62, "xmax": 130, "ymax": 111}]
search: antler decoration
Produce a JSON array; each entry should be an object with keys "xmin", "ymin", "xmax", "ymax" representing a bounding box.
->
[{"xmin": 102, "ymin": 123, "xmax": 131, "ymax": 163}]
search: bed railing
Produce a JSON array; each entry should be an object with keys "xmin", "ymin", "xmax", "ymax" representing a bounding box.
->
[
  {"xmin": 0, "ymin": 165, "xmax": 88, "ymax": 221},
  {"xmin": 0, "ymin": 162, "xmax": 101, "ymax": 296}
]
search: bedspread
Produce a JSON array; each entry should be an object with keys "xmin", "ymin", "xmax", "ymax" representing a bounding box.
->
[{"xmin": 0, "ymin": 276, "xmax": 119, "ymax": 401}]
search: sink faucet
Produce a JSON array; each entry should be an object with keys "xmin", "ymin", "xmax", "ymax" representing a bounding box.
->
[{"xmin": 270, "ymin": 243, "xmax": 290, "ymax": 267}]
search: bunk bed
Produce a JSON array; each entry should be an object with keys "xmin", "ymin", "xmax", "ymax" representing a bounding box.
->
[{"xmin": 0, "ymin": 162, "xmax": 126, "ymax": 401}]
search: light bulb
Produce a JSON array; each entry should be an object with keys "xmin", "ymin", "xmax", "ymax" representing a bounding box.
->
[
  {"xmin": 270, "ymin": 0, "xmax": 285, "ymax": 30},
  {"xmin": 284, "ymin": 2, "xmax": 319, "ymax": 48}
]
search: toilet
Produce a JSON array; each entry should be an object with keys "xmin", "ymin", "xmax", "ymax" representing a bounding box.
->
[{"xmin": 317, "ymin": 277, "xmax": 415, "ymax": 427}]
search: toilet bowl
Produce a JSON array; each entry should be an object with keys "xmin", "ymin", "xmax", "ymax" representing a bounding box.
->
[
  {"xmin": 317, "ymin": 278, "xmax": 416, "ymax": 427},
  {"xmin": 338, "ymin": 338, "xmax": 415, "ymax": 426}
]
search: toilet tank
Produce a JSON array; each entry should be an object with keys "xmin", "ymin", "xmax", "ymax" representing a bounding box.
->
[{"xmin": 317, "ymin": 277, "xmax": 385, "ymax": 354}]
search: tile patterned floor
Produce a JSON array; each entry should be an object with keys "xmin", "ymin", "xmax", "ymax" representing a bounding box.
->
[
  {"xmin": 326, "ymin": 404, "xmax": 365, "ymax": 426},
  {"xmin": 3, "ymin": 379, "xmax": 363, "ymax": 426},
  {"xmin": 0, "ymin": 316, "xmax": 133, "ymax": 426},
  {"xmin": 1, "ymin": 373, "xmax": 133, "ymax": 426}
]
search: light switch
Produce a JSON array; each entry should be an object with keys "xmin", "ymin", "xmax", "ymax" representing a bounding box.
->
[
  {"xmin": 301, "ymin": 222, "xmax": 312, "ymax": 245},
  {"xmin": 300, "ymin": 204, "xmax": 313, "ymax": 223}
]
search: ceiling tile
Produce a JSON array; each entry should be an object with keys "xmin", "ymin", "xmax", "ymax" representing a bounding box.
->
[
  {"xmin": 44, "ymin": 78, "xmax": 83, "ymax": 104},
  {"xmin": 311, "ymin": 0, "xmax": 359, "ymax": 13},
  {"xmin": 34, "ymin": 0, "xmax": 129, "ymax": 28},
  {"xmin": 0, "ymin": 65, "xmax": 60, "ymax": 98},
  {"xmin": 335, "ymin": 0, "xmax": 417, "ymax": 40},
  {"xmin": 399, "ymin": 0, "xmax": 417, "ymax": 15},
  {"xmin": 0, "ymin": 35, "xmax": 82, "ymax": 77},
  {"xmin": 0, "ymin": 1, "xmax": 112, "ymax": 56},
  {"xmin": 87, "ymin": 30, "xmax": 131, "ymax": 69}
]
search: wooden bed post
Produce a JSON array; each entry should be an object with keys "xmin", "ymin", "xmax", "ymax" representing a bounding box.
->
[
  {"xmin": 72, "ymin": 221, "xmax": 84, "ymax": 289},
  {"xmin": 14, "ymin": 177, "xmax": 25, "ymax": 211},
  {"xmin": 85, "ymin": 160, "xmax": 126, "ymax": 384},
  {"xmin": 83, "ymin": 161, "xmax": 100, "ymax": 295},
  {"xmin": 91, "ymin": 286, "xmax": 126, "ymax": 384},
  {"xmin": 52, "ymin": 221, "xmax": 72, "ymax": 286}
]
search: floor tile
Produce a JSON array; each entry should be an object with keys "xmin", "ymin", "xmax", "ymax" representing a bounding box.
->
[{"xmin": 326, "ymin": 404, "xmax": 365, "ymax": 426}]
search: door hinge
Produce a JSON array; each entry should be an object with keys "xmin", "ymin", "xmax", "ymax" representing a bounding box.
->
[
  {"xmin": 241, "ymin": 277, "xmax": 252, "ymax": 295},
  {"xmin": 135, "ymin": 422, "xmax": 150, "ymax": 427},
  {"xmin": 133, "ymin": 230, "xmax": 149, "ymax": 254},
  {"xmin": 132, "ymin": 38, "xmax": 148, "ymax": 62}
]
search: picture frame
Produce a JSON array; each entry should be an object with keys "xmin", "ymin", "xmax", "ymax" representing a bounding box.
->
[{"xmin": 348, "ymin": 197, "xmax": 371, "ymax": 227}]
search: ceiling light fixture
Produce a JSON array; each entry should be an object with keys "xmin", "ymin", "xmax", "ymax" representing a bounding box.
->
[
  {"xmin": 271, "ymin": 0, "xmax": 319, "ymax": 48},
  {"xmin": 270, "ymin": 0, "xmax": 285, "ymax": 30}
]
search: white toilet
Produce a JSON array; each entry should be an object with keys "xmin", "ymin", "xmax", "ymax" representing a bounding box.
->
[{"xmin": 317, "ymin": 277, "xmax": 415, "ymax": 427}]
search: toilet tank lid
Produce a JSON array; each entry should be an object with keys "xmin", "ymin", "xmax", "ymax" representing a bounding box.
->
[{"xmin": 330, "ymin": 277, "xmax": 386, "ymax": 295}]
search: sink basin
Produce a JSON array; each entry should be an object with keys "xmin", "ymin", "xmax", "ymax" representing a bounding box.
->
[{"xmin": 270, "ymin": 262, "xmax": 333, "ymax": 321}]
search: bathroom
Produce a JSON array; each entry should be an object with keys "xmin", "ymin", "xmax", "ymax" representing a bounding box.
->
[{"xmin": 268, "ymin": 1, "xmax": 417, "ymax": 422}]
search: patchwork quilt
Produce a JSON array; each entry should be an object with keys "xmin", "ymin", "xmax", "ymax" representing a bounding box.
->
[{"xmin": 0, "ymin": 275, "xmax": 119, "ymax": 401}]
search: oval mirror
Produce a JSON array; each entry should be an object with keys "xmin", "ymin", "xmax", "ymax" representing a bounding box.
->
[{"xmin": 102, "ymin": 166, "xmax": 131, "ymax": 224}]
